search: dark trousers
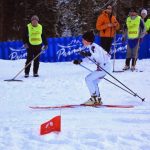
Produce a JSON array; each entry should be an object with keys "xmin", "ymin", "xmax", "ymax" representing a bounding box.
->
[
  {"xmin": 25, "ymin": 44, "xmax": 42, "ymax": 75},
  {"xmin": 125, "ymin": 58, "xmax": 137, "ymax": 67},
  {"xmin": 100, "ymin": 37, "xmax": 113, "ymax": 53}
]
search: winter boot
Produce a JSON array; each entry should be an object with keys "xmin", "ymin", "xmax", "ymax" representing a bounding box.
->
[
  {"xmin": 33, "ymin": 73, "xmax": 39, "ymax": 77},
  {"xmin": 123, "ymin": 65, "xmax": 130, "ymax": 70},
  {"xmin": 24, "ymin": 74, "xmax": 29, "ymax": 78}
]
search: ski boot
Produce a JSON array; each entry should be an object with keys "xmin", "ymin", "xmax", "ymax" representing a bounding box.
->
[
  {"xmin": 83, "ymin": 96, "xmax": 102, "ymax": 105},
  {"xmin": 95, "ymin": 96, "xmax": 103, "ymax": 105}
]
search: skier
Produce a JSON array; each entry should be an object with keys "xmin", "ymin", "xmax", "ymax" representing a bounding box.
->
[{"xmin": 73, "ymin": 31, "xmax": 111, "ymax": 105}]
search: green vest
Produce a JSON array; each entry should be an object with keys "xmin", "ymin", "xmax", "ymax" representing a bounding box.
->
[
  {"xmin": 27, "ymin": 23, "xmax": 42, "ymax": 45},
  {"xmin": 145, "ymin": 19, "xmax": 150, "ymax": 32},
  {"xmin": 126, "ymin": 16, "xmax": 141, "ymax": 38}
]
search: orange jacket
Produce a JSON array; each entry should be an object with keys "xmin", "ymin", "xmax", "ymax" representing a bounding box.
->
[{"xmin": 96, "ymin": 11, "xmax": 120, "ymax": 37}]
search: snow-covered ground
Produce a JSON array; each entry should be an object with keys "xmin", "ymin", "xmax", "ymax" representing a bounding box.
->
[{"xmin": 0, "ymin": 59, "xmax": 150, "ymax": 150}]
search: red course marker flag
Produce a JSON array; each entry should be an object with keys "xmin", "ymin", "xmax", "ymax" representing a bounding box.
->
[{"xmin": 40, "ymin": 115, "xmax": 61, "ymax": 135}]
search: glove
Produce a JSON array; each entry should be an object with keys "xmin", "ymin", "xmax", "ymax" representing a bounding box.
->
[
  {"xmin": 73, "ymin": 59, "xmax": 82, "ymax": 65},
  {"xmin": 41, "ymin": 45, "xmax": 48, "ymax": 50},
  {"xmin": 23, "ymin": 43, "xmax": 29, "ymax": 49},
  {"xmin": 80, "ymin": 51, "xmax": 91, "ymax": 57}
]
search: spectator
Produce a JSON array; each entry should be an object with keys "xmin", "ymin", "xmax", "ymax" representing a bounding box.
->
[
  {"xmin": 146, "ymin": 17, "xmax": 150, "ymax": 33},
  {"xmin": 141, "ymin": 9, "xmax": 147, "ymax": 33},
  {"xmin": 23, "ymin": 15, "xmax": 48, "ymax": 78},
  {"xmin": 122, "ymin": 8, "xmax": 145, "ymax": 71},
  {"xmin": 141, "ymin": 9, "xmax": 150, "ymax": 33},
  {"xmin": 96, "ymin": 5, "xmax": 120, "ymax": 53}
]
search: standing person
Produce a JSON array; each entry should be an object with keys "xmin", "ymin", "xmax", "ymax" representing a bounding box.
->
[
  {"xmin": 96, "ymin": 5, "xmax": 120, "ymax": 53},
  {"xmin": 122, "ymin": 8, "xmax": 145, "ymax": 71},
  {"xmin": 23, "ymin": 15, "xmax": 48, "ymax": 78},
  {"xmin": 141, "ymin": 9, "xmax": 150, "ymax": 33},
  {"xmin": 141, "ymin": 9, "xmax": 148, "ymax": 34},
  {"xmin": 145, "ymin": 17, "xmax": 150, "ymax": 34},
  {"xmin": 73, "ymin": 31, "xmax": 111, "ymax": 105}
]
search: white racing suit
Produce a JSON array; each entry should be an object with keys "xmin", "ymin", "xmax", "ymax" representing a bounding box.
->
[{"xmin": 85, "ymin": 43, "xmax": 111, "ymax": 97}]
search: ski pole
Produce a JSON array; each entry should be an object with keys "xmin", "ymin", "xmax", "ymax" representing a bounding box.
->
[
  {"xmin": 113, "ymin": 33, "xmax": 116, "ymax": 72},
  {"xmin": 79, "ymin": 64, "xmax": 93, "ymax": 72},
  {"xmin": 79, "ymin": 64, "xmax": 136, "ymax": 97},
  {"xmin": 4, "ymin": 47, "xmax": 47, "ymax": 82},
  {"xmin": 86, "ymin": 57, "xmax": 145, "ymax": 102}
]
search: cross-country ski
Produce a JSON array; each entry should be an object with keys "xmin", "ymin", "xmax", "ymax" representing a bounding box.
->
[{"xmin": 29, "ymin": 104, "xmax": 134, "ymax": 109}]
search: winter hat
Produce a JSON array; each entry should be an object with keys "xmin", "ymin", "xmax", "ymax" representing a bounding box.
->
[
  {"xmin": 31, "ymin": 15, "xmax": 39, "ymax": 21},
  {"xmin": 141, "ymin": 9, "xmax": 147, "ymax": 15},
  {"xmin": 82, "ymin": 31, "xmax": 95, "ymax": 43}
]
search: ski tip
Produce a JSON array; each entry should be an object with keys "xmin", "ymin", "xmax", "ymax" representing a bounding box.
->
[{"xmin": 102, "ymin": 104, "xmax": 134, "ymax": 108}]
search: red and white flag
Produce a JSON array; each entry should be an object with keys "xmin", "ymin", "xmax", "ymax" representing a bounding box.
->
[{"xmin": 40, "ymin": 115, "xmax": 61, "ymax": 135}]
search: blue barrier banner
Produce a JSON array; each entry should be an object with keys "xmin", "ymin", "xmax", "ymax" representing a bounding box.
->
[
  {"xmin": 110, "ymin": 34, "xmax": 127, "ymax": 59},
  {"xmin": 0, "ymin": 34, "xmax": 150, "ymax": 62}
]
